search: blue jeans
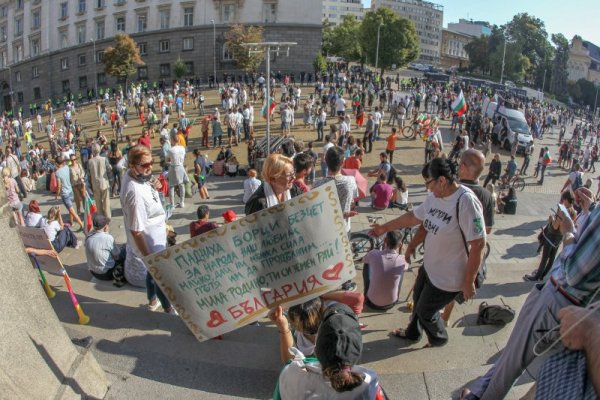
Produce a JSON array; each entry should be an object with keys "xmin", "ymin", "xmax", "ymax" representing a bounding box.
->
[{"xmin": 146, "ymin": 271, "xmax": 172, "ymax": 310}]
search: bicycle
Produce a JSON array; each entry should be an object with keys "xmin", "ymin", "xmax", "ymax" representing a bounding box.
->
[
  {"xmin": 498, "ymin": 173, "xmax": 526, "ymax": 192},
  {"xmin": 349, "ymin": 216, "xmax": 425, "ymax": 265},
  {"xmin": 401, "ymin": 122, "xmax": 427, "ymax": 140}
]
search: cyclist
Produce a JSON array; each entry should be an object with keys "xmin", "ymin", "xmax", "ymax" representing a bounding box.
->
[{"xmin": 499, "ymin": 155, "xmax": 518, "ymax": 187}]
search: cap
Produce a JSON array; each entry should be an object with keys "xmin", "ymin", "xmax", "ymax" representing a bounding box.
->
[
  {"xmin": 222, "ymin": 210, "xmax": 237, "ymax": 223},
  {"xmin": 28, "ymin": 200, "xmax": 40, "ymax": 213},
  {"xmin": 315, "ymin": 303, "xmax": 362, "ymax": 369},
  {"xmin": 92, "ymin": 213, "xmax": 111, "ymax": 230}
]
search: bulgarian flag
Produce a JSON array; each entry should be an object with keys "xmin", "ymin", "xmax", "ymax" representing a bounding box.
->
[
  {"xmin": 452, "ymin": 90, "xmax": 468, "ymax": 117},
  {"xmin": 262, "ymin": 98, "xmax": 277, "ymax": 119},
  {"xmin": 83, "ymin": 194, "xmax": 97, "ymax": 234}
]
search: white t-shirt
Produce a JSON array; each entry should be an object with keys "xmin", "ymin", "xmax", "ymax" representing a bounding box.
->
[
  {"xmin": 322, "ymin": 142, "xmax": 334, "ymax": 158},
  {"xmin": 413, "ymin": 186, "xmax": 485, "ymax": 292},
  {"xmin": 120, "ymin": 172, "xmax": 167, "ymax": 259},
  {"xmin": 335, "ymin": 97, "xmax": 346, "ymax": 112},
  {"xmin": 42, "ymin": 220, "xmax": 61, "ymax": 242},
  {"xmin": 167, "ymin": 145, "xmax": 186, "ymax": 166},
  {"xmin": 243, "ymin": 177, "xmax": 261, "ymax": 203}
]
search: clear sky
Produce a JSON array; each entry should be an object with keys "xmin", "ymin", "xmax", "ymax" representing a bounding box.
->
[{"xmin": 363, "ymin": 0, "xmax": 599, "ymax": 45}]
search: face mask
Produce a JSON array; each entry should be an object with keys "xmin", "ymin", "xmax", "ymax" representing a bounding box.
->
[{"xmin": 132, "ymin": 170, "xmax": 153, "ymax": 183}]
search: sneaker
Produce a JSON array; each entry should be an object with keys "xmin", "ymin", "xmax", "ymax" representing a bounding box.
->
[
  {"xmin": 167, "ymin": 307, "xmax": 179, "ymax": 316},
  {"xmin": 523, "ymin": 274, "xmax": 539, "ymax": 282},
  {"xmin": 341, "ymin": 281, "xmax": 357, "ymax": 292},
  {"xmin": 180, "ymin": 202, "xmax": 185, "ymax": 208},
  {"xmin": 148, "ymin": 299, "xmax": 161, "ymax": 311}
]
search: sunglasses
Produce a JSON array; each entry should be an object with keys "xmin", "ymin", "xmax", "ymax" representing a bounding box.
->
[{"xmin": 137, "ymin": 162, "xmax": 153, "ymax": 169}]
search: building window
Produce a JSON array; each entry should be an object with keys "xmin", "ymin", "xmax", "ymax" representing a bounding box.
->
[
  {"xmin": 96, "ymin": 20, "xmax": 105, "ymax": 39},
  {"xmin": 183, "ymin": 7, "xmax": 193, "ymax": 26},
  {"xmin": 79, "ymin": 76, "xmax": 87, "ymax": 89},
  {"xmin": 30, "ymin": 38, "xmax": 40, "ymax": 56},
  {"xmin": 0, "ymin": 25, "xmax": 6, "ymax": 42},
  {"xmin": 15, "ymin": 71, "xmax": 21, "ymax": 82},
  {"xmin": 222, "ymin": 44, "xmax": 234, "ymax": 61},
  {"xmin": 159, "ymin": 63, "xmax": 170, "ymax": 77},
  {"xmin": 33, "ymin": 87, "xmax": 41, "ymax": 99},
  {"xmin": 16, "ymin": 0, "xmax": 24, "ymax": 10},
  {"xmin": 97, "ymin": 72, "xmax": 106, "ymax": 85},
  {"xmin": 263, "ymin": 3, "xmax": 277, "ymax": 23},
  {"xmin": 13, "ymin": 44, "xmax": 23, "ymax": 62},
  {"xmin": 76, "ymin": 24, "xmax": 86, "ymax": 44},
  {"xmin": 60, "ymin": 2, "xmax": 69, "ymax": 19},
  {"xmin": 185, "ymin": 61, "xmax": 193, "ymax": 75},
  {"xmin": 182, "ymin": 37, "xmax": 193, "ymax": 51},
  {"xmin": 78, "ymin": 0, "xmax": 86, "ymax": 14},
  {"xmin": 17, "ymin": 92, "xmax": 23, "ymax": 103},
  {"xmin": 222, "ymin": 4, "xmax": 235, "ymax": 23},
  {"xmin": 32, "ymin": 10, "xmax": 41, "ymax": 29},
  {"xmin": 159, "ymin": 9, "xmax": 170, "ymax": 29},
  {"xmin": 61, "ymin": 57, "xmax": 69, "ymax": 70},
  {"xmin": 95, "ymin": 50, "xmax": 104, "ymax": 63},
  {"xmin": 78, "ymin": 54, "xmax": 86, "ymax": 66},
  {"xmin": 32, "ymin": 66, "xmax": 39, "ymax": 78},
  {"xmin": 61, "ymin": 80, "xmax": 70, "ymax": 93},
  {"xmin": 95, "ymin": 0, "xmax": 105, "ymax": 9},
  {"xmin": 60, "ymin": 30, "xmax": 68, "ymax": 49},
  {"xmin": 159, "ymin": 40, "xmax": 169, "ymax": 53},
  {"xmin": 138, "ymin": 66, "xmax": 147, "ymax": 79},
  {"xmin": 138, "ymin": 42, "xmax": 147, "ymax": 56},
  {"xmin": 0, "ymin": 51, "xmax": 7, "ymax": 67},
  {"xmin": 0, "ymin": 6, "xmax": 7, "ymax": 18},
  {"xmin": 137, "ymin": 13, "xmax": 147, "ymax": 32},
  {"xmin": 115, "ymin": 0, "xmax": 126, "ymax": 5},
  {"xmin": 116, "ymin": 16, "xmax": 125, "ymax": 32},
  {"xmin": 15, "ymin": 17, "xmax": 23, "ymax": 36}
]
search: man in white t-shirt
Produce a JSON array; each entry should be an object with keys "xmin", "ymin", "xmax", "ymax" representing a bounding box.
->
[
  {"xmin": 373, "ymin": 107, "xmax": 383, "ymax": 140},
  {"xmin": 335, "ymin": 96, "xmax": 346, "ymax": 117},
  {"xmin": 561, "ymin": 163, "xmax": 584, "ymax": 193}
]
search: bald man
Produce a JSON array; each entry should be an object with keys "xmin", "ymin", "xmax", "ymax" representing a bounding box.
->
[{"xmin": 459, "ymin": 149, "xmax": 494, "ymax": 233}]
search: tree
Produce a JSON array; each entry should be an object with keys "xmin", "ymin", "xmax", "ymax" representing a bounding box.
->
[
  {"xmin": 102, "ymin": 33, "xmax": 144, "ymax": 87},
  {"xmin": 326, "ymin": 15, "xmax": 363, "ymax": 63},
  {"xmin": 464, "ymin": 35, "xmax": 490, "ymax": 74},
  {"xmin": 359, "ymin": 8, "xmax": 419, "ymax": 75},
  {"xmin": 224, "ymin": 24, "xmax": 264, "ymax": 72},
  {"xmin": 313, "ymin": 53, "xmax": 327, "ymax": 74},
  {"xmin": 173, "ymin": 58, "xmax": 187, "ymax": 80},
  {"xmin": 550, "ymin": 33, "xmax": 569, "ymax": 98}
]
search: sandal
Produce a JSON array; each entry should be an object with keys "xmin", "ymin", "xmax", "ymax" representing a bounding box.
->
[{"xmin": 390, "ymin": 328, "xmax": 413, "ymax": 339}]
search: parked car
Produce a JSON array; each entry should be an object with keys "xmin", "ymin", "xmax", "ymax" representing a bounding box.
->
[{"xmin": 483, "ymin": 99, "xmax": 533, "ymax": 153}]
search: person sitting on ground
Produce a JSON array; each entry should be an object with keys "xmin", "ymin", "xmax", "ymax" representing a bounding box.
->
[
  {"xmin": 342, "ymin": 148, "xmax": 363, "ymax": 170},
  {"xmin": 271, "ymin": 302, "xmax": 383, "ymax": 399},
  {"xmin": 225, "ymin": 155, "xmax": 239, "ymax": 177},
  {"xmin": 363, "ymin": 230, "xmax": 408, "ymax": 310},
  {"xmin": 85, "ymin": 213, "xmax": 127, "ymax": 286},
  {"xmin": 292, "ymin": 152, "xmax": 314, "ymax": 193},
  {"xmin": 41, "ymin": 206, "xmax": 78, "ymax": 253},
  {"xmin": 189, "ymin": 205, "xmax": 219, "ymax": 238},
  {"xmin": 367, "ymin": 152, "xmax": 391, "ymax": 180},
  {"xmin": 242, "ymin": 169, "xmax": 261, "ymax": 204},
  {"xmin": 497, "ymin": 186, "xmax": 517, "ymax": 214},
  {"xmin": 24, "ymin": 199, "xmax": 44, "ymax": 227},
  {"xmin": 389, "ymin": 176, "xmax": 409, "ymax": 210},
  {"xmin": 370, "ymin": 173, "xmax": 394, "ymax": 210}
]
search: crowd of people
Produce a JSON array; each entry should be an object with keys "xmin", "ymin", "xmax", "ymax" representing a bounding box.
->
[{"xmin": 2, "ymin": 65, "xmax": 600, "ymax": 399}]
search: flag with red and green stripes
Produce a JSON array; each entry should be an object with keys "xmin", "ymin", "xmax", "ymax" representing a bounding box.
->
[
  {"xmin": 261, "ymin": 97, "xmax": 277, "ymax": 119},
  {"xmin": 451, "ymin": 90, "xmax": 468, "ymax": 117}
]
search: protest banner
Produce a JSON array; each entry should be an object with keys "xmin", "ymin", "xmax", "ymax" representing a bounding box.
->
[
  {"xmin": 144, "ymin": 181, "xmax": 355, "ymax": 341},
  {"xmin": 17, "ymin": 225, "xmax": 64, "ymax": 273}
]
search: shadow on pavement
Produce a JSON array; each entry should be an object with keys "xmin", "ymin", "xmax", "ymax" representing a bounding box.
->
[
  {"xmin": 501, "ymin": 242, "xmax": 538, "ymax": 259},
  {"xmin": 494, "ymin": 221, "xmax": 545, "ymax": 237}
]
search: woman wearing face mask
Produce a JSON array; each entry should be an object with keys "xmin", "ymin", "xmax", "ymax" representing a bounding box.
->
[
  {"xmin": 119, "ymin": 145, "xmax": 177, "ymax": 315},
  {"xmin": 370, "ymin": 157, "xmax": 486, "ymax": 347}
]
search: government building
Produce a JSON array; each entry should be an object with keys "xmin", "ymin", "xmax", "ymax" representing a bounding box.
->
[{"xmin": 0, "ymin": 0, "xmax": 322, "ymax": 111}]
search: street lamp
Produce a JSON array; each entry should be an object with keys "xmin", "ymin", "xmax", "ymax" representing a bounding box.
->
[
  {"xmin": 241, "ymin": 42, "xmax": 297, "ymax": 155},
  {"xmin": 210, "ymin": 20, "xmax": 216, "ymax": 87},
  {"xmin": 500, "ymin": 35, "xmax": 507, "ymax": 84},
  {"xmin": 375, "ymin": 23, "xmax": 383, "ymax": 71},
  {"xmin": 91, "ymin": 38, "xmax": 98, "ymax": 99}
]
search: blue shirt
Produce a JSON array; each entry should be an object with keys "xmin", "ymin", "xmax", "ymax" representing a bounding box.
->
[
  {"xmin": 507, "ymin": 160, "xmax": 517, "ymax": 177},
  {"xmin": 55, "ymin": 165, "xmax": 72, "ymax": 196}
]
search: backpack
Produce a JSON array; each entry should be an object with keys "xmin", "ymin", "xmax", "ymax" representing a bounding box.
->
[
  {"xmin": 572, "ymin": 172, "xmax": 583, "ymax": 191},
  {"xmin": 477, "ymin": 300, "xmax": 515, "ymax": 326}
]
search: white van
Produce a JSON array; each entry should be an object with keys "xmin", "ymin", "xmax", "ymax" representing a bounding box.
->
[{"xmin": 482, "ymin": 99, "xmax": 533, "ymax": 153}]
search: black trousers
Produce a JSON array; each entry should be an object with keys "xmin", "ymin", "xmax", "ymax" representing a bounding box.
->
[
  {"xmin": 534, "ymin": 241, "xmax": 559, "ymax": 280},
  {"xmin": 404, "ymin": 267, "xmax": 459, "ymax": 346}
]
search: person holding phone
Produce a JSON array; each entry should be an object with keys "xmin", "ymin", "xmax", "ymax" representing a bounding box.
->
[{"xmin": 524, "ymin": 191, "xmax": 576, "ymax": 282}]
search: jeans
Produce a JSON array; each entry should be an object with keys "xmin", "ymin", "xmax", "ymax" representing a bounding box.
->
[
  {"xmin": 321, "ymin": 161, "xmax": 328, "ymax": 178},
  {"xmin": 146, "ymin": 271, "xmax": 172, "ymax": 310},
  {"xmin": 111, "ymin": 169, "xmax": 121, "ymax": 196},
  {"xmin": 316, "ymin": 122, "xmax": 324, "ymax": 141},
  {"xmin": 520, "ymin": 156, "xmax": 530, "ymax": 175}
]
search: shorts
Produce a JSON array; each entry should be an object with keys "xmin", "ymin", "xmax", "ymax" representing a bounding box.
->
[
  {"xmin": 11, "ymin": 202, "xmax": 22, "ymax": 212},
  {"xmin": 61, "ymin": 192, "xmax": 74, "ymax": 209},
  {"xmin": 281, "ymin": 121, "xmax": 290, "ymax": 130}
]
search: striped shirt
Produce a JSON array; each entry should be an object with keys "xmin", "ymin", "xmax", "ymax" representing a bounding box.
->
[{"xmin": 550, "ymin": 203, "xmax": 600, "ymax": 305}]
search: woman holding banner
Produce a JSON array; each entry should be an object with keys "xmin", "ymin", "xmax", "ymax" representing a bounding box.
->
[
  {"xmin": 120, "ymin": 144, "xmax": 177, "ymax": 315},
  {"xmin": 244, "ymin": 154, "xmax": 303, "ymax": 215}
]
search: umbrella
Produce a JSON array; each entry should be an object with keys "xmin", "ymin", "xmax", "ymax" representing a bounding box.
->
[{"xmin": 342, "ymin": 168, "xmax": 368, "ymax": 200}]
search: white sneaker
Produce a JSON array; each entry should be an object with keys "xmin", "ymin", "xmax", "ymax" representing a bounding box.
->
[
  {"xmin": 180, "ymin": 202, "xmax": 185, "ymax": 208},
  {"xmin": 148, "ymin": 299, "xmax": 162, "ymax": 312},
  {"xmin": 167, "ymin": 307, "xmax": 179, "ymax": 316}
]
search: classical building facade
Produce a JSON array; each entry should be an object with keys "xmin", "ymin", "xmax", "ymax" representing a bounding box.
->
[
  {"xmin": 0, "ymin": 0, "xmax": 322, "ymax": 111},
  {"xmin": 446, "ymin": 19, "xmax": 491, "ymax": 38},
  {"xmin": 322, "ymin": 0, "xmax": 364, "ymax": 26},
  {"xmin": 371, "ymin": 0, "xmax": 443, "ymax": 65},
  {"xmin": 439, "ymin": 28, "xmax": 472, "ymax": 70},
  {"xmin": 567, "ymin": 35, "xmax": 600, "ymax": 84}
]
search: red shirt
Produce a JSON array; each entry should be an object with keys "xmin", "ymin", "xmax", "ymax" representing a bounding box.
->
[
  {"xmin": 189, "ymin": 220, "xmax": 219, "ymax": 238},
  {"xmin": 343, "ymin": 156, "xmax": 361, "ymax": 169},
  {"xmin": 138, "ymin": 135, "xmax": 151, "ymax": 149},
  {"xmin": 371, "ymin": 182, "xmax": 394, "ymax": 209}
]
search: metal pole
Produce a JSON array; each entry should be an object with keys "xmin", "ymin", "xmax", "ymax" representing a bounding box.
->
[
  {"xmin": 500, "ymin": 37, "xmax": 506, "ymax": 84},
  {"xmin": 375, "ymin": 24, "xmax": 382, "ymax": 71},
  {"xmin": 211, "ymin": 20, "xmax": 216, "ymax": 87},
  {"xmin": 541, "ymin": 68, "xmax": 546, "ymax": 93},
  {"xmin": 594, "ymin": 85, "xmax": 599, "ymax": 122},
  {"xmin": 266, "ymin": 46, "xmax": 271, "ymax": 154},
  {"xmin": 92, "ymin": 39, "xmax": 97, "ymax": 99}
]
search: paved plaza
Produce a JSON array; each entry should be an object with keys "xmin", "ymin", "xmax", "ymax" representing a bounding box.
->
[{"xmin": 20, "ymin": 84, "xmax": 589, "ymax": 399}]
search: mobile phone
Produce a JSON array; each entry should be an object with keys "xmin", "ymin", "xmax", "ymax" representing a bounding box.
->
[{"xmin": 558, "ymin": 203, "xmax": 572, "ymax": 222}]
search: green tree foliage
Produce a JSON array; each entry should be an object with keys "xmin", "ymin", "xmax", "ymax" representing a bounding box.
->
[
  {"xmin": 173, "ymin": 58, "xmax": 187, "ymax": 80},
  {"xmin": 321, "ymin": 19, "xmax": 335, "ymax": 56},
  {"xmin": 464, "ymin": 35, "xmax": 490, "ymax": 74},
  {"xmin": 313, "ymin": 53, "xmax": 327, "ymax": 74},
  {"xmin": 324, "ymin": 15, "xmax": 363, "ymax": 62},
  {"xmin": 102, "ymin": 33, "xmax": 144, "ymax": 82},
  {"xmin": 549, "ymin": 33, "xmax": 569, "ymax": 98},
  {"xmin": 224, "ymin": 24, "xmax": 265, "ymax": 72},
  {"xmin": 359, "ymin": 8, "xmax": 419, "ymax": 75}
]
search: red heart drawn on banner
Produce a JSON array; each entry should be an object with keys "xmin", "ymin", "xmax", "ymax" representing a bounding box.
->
[
  {"xmin": 206, "ymin": 310, "xmax": 227, "ymax": 328},
  {"xmin": 322, "ymin": 262, "xmax": 344, "ymax": 281}
]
